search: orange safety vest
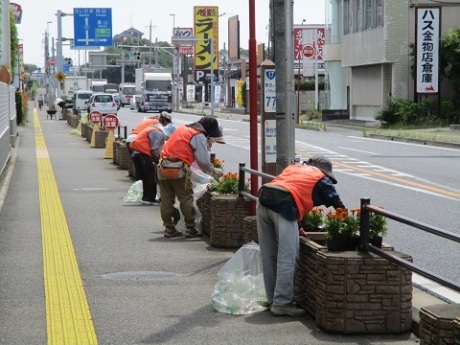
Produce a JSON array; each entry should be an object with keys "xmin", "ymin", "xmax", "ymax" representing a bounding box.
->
[
  {"xmin": 130, "ymin": 125, "xmax": 162, "ymax": 157},
  {"xmin": 161, "ymin": 126, "xmax": 203, "ymax": 166},
  {"xmin": 131, "ymin": 118, "xmax": 159, "ymax": 135},
  {"xmin": 268, "ymin": 165, "xmax": 325, "ymax": 220}
]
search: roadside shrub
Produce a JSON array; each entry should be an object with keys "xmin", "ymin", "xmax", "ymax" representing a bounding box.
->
[
  {"xmin": 375, "ymin": 98, "xmax": 400, "ymax": 126},
  {"xmin": 440, "ymin": 99, "xmax": 460, "ymax": 124},
  {"xmin": 376, "ymin": 98, "xmax": 457, "ymax": 127}
]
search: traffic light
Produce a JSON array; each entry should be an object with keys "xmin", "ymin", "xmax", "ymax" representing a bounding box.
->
[
  {"xmin": 65, "ymin": 57, "xmax": 73, "ymax": 66},
  {"xmin": 136, "ymin": 52, "xmax": 141, "ymax": 60}
]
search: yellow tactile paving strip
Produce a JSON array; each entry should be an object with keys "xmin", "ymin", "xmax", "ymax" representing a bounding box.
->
[{"xmin": 34, "ymin": 111, "xmax": 98, "ymax": 344}]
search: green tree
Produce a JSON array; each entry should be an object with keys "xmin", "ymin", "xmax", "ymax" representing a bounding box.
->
[
  {"xmin": 10, "ymin": 9, "xmax": 19, "ymax": 74},
  {"xmin": 440, "ymin": 27, "xmax": 460, "ymax": 104}
]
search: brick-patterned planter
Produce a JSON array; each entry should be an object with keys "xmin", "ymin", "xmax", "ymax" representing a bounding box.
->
[
  {"xmin": 197, "ymin": 191, "xmax": 251, "ymax": 248},
  {"xmin": 196, "ymin": 191, "xmax": 213, "ymax": 236},
  {"xmin": 70, "ymin": 115, "xmax": 80, "ymax": 128},
  {"xmin": 295, "ymin": 234, "xmax": 327, "ymax": 317},
  {"xmin": 243, "ymin": 216, "xmax": 258, "ymax": 243},
  {"xmin": 94, "ymin": 129, "xmax": 109, "ymax": 148},
  {"xmin": 315, "ymin": 250, "xmax": 413, "ymax": 334},
  {"xmin": 454, "ymin": 316, "xmax": 460, "ymax": 345},
  {"xmin": 419, "ymin": 304, "xmax": 460, "ymax": 344},
  {"xmin": 127, "ymin": 156, "xmax": 135, "ymax": 178},
  {"xmin": 81, "ymin": 122, "xmax": 88, "ymax": 139},
  {"xmin": 113, "ymin": 140, "xmax": 120, "ymax": 164},
  {"xmin": 86, "ymin": 126, "xmax": 93, "ymax": 142},
  {"xmin": 294, "ymin": 234, "xmax": 412, "ymax": 334},
  {"xmin": 112, "ymin": 141, "xmax": 130, "ymax": 169}
]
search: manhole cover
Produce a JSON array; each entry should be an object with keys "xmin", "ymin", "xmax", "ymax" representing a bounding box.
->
[{"xmin": 101, "ymin": 271, "xmax": 182, "ymax": 282}]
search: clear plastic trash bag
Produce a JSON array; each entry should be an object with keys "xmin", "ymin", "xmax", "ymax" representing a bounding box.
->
[
  {"xmin": 123, "ymin": 180, "xmax": 143, "ymax": 203},
  {"xmin": 212, "ymin": 241, "xmax": 268, "ymax": 315}
]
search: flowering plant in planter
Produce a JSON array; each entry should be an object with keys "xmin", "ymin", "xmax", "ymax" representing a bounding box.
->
[
  {"xmin": 207, "ymin": 172, "xmax": 250, "ymax": 194},
  {"xmin": 300, "ymin": 207, "xmax": 324, "ymax": 231},
  {"xmin": 210, "ymin": 157, "xmax": 223, "ymax": 169},
  {"xmin": 325, "ymin": 208, "xmax": 359, "ymax": 239},
  {"xmin": 369, "ymin": 210, "xmax": 388, "ymax": 238}
]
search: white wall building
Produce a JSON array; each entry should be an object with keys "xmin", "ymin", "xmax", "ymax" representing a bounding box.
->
[{"xmin": 324, "ymin": 0, "xmax": 460, "ymax": 121}]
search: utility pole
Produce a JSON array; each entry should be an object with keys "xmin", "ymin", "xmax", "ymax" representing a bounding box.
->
[
  {"xmin": 273, "ymin": 0, "xmax": 295, "ymax": 173},
  {"xmin": 56, "ymin": 10, "xmax": 63, "ymax": 74}
]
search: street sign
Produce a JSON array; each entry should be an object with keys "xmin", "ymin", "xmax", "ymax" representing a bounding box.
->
[
  {"xmin": 89, "ymin": 110, "xmax": 102, "ymax": 124},
  {"xmin": 303, "ymin": 45, "xmax": 315, "ymax": 59},
  {"xmin": 73, "ymin": 8, "xmax": 112, "ymax": 47},
  {"xmin": 103, "ymin": 114, "xmax": 119, "ymax": 131},
  {"xmin": 55, "ymin": 71, "xmax": 66, "ymax": 83}
]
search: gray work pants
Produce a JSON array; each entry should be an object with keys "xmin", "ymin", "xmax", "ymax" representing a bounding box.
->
[{"xmin": 256, "ymin": 200, "xmax": 299, "ymax": 307}]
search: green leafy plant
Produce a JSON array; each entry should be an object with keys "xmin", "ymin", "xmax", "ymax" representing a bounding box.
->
[
  {"xmin": 300, "ymin": 207, "xmax": 324, "ymax": 231},
  {"xmin": 207, "ymin": 172, "xmax": 249, "ymax": 195},
  {"xmin": 324, "ymin": 208, "xmax": 358, "ymax": 239},
  {"xmin": 369, "ymin": 211, "xmax": 388, "ymax": 238}
]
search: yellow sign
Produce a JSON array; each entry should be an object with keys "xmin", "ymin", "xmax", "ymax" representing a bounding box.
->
[
  {"xmin": 194, "ymin": 6, "xmax": 219, "ymax": 70},
  {"xmin": 55, "ymin": 71, "xmax": 66, "ymax": 82}
]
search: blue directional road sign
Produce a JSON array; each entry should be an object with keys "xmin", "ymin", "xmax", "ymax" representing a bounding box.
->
[{"xmin": 73, "ymin": 8, "xmax": 112, "ymax": 47}]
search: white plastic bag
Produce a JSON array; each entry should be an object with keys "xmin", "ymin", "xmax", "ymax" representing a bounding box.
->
[
  {"xmin": 212, "ymin": 242, "xmax": 268, "ymax": 315},
  {"xmin": 123, "ymin": 180, "xmax": 143, "ymax": 203}
]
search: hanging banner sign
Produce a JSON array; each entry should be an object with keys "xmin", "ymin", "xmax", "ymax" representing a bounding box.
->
[{"xmin": 416, "ymin": 7, "xmax": 440, "ymax": 94}]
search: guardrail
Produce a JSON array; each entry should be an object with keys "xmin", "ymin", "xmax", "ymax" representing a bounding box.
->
[{"xmin": 237, "ymin": 162, "xmax": 460, "ymax": 294}]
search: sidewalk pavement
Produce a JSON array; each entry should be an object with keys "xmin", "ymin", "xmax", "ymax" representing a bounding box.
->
[{"xmin": 0, "ymin": 105, "xmax": 450, "ymax": 344}]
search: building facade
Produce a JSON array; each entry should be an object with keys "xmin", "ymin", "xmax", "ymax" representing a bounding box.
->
[{"xmin": 324, "ymin": 0, "xmax": 460, "ymax": 121}]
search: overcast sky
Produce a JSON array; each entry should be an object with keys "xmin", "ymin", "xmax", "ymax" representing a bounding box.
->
[{"xmin": 16, "ymin": 0, "xmax": 325, "ymax": 67}]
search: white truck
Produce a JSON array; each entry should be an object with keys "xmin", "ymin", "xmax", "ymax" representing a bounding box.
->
[
  {"xmin": 64, "ymin": 76, "xmax": 88, "ymax": 96},
  {"xmin": 90, "ymin": 79, "xmax": 108, "ymax": 93},
  {"xmin": 135, "ymin": 68, "xmax": 172, "ymax": 113},
  {"xmin": 119, "ymin": 83, "xmax": 136, "ymax": 107}
]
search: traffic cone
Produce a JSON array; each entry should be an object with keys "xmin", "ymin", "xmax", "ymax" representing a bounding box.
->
[
  {"xmin": 90, "ymin": 123, "xmax": 99, "ymax": 148},
  {"xmin": 104, "ymin": 130, "xmax": 115, "ymax": 159}
]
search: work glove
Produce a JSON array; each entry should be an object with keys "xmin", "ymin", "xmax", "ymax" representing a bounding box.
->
[{"xmin": 213, "ymin": 168, "xmax": 224, "ymax": 179}]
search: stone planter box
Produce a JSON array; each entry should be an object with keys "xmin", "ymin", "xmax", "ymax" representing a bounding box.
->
[
  {"xmin": 86, "ymin": 126, "xmax": 93, "ymax": 142},
  {"xmin": 196, "ymin": 191, "xmax": 212, "ymax": 236},
  {"xmin": 81, "ymin": 122, "xmax": 88, "ymax": 139},
  {"xmin": 93, "ymin": 129, "xmax": 109, "ymax": 148},
  {"xmin": 243, "ymin": 216, "xmax": 258, "ymax": 243},
  {"xmin": 127, "ymin": 156, "xmax": 135, "ymax": 178},
  {"xmin": 112, "ymin": 141, "xmax": 130, "ymax": 169},
  {"xmin": 112, "ymin": 140, "xmax": 119, "ymax": 165},
  {"xmin": 419, "ymin": 304, "xmax": 460, "ymax": 344},
  {"xmin": 69, "ymin": 115, "xmax": 80, "ymax": 128},
  {"xmin": 295, "ymin": 234, "xmax": 413, "ymax": 334},
  {"xmin": 196, "ymin": 191, "xmax": 251, "ymax": 248}
]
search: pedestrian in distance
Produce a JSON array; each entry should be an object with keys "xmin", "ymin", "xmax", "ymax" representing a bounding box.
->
[
  {"xmin": 257, "ymin": 155, "xmax": 346, "ymax": 316},
  {"xmin": 129, "ymin": 122, "xmax": 171, "ymax": 205},
  {"xmin": 158, "ymin": 117, "xmax": 225, "ymax": 238},
  {"xmin": 38, "ymin": 94, "xmax": 44, "ymax": 110}
]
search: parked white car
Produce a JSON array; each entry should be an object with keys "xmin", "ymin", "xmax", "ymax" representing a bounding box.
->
[{"xmin": 87, "ymin": 93, "xmax": 118, "ymax": 116}]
